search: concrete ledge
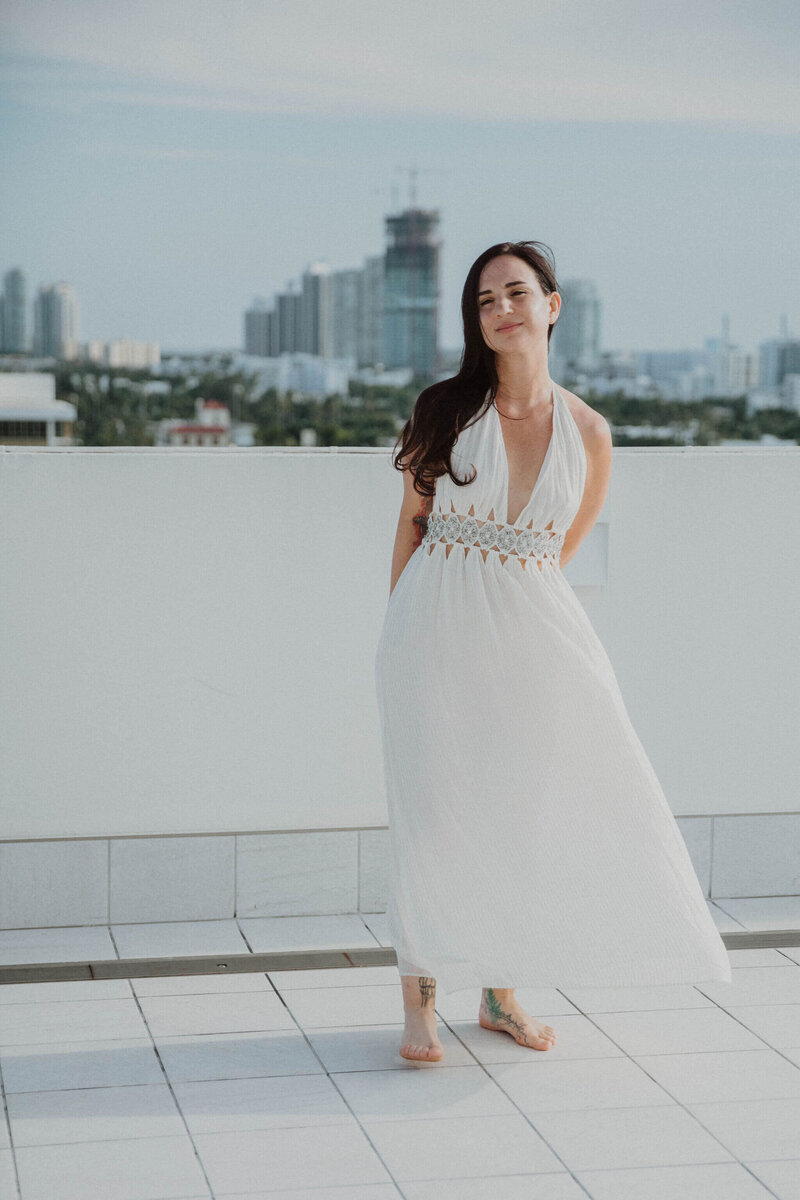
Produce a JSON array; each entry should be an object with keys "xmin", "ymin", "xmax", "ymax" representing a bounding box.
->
[
  {"xmin": 1, "ymin": 816, "xmax": 797, "ymax": 930},
  {"xmin": 2, "ymin": 928, "xmax": 799, "ymax": 987}
]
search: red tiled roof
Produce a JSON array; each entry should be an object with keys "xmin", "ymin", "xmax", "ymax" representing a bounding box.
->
[{"xmin": 170, "ymin": 426, "xmax": 228, "ymax": 434}]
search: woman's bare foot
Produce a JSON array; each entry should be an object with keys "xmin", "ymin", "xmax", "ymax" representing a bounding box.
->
[
  {"xmin": 478, "ymin": 987, "xmax": 557, "ymax": 1050},
  {"xmin": 399, "ymin": 975, "xmax": 444, "ymax": 1062}
]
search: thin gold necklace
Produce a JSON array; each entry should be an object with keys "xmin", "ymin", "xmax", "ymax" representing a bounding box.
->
[{"xmin": 493, "ymin": 389, "xmax": 552, "ymax": 421}]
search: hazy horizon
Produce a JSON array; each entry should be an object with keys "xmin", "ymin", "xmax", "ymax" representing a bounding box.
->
[{"xmin": 2, "ymin": 0, "xmax": 798, "ymax": 355}]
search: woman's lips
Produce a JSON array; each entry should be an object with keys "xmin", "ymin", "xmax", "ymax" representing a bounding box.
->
[{"xmin": 497, "ymin": 323, "xmax": 521, "ymax": 332}]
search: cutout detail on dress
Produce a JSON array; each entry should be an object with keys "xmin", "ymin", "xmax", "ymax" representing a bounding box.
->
[{"xmin": 421, "ymin": 510, "xmax": 564, "ymax": 567}]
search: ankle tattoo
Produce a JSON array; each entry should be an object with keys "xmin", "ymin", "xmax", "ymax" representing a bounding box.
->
[
  {"xmin": 418, "ymin": 977, "xmax": 435, "ymax": 1005},
  {"xmin": 482, "ymin": 987, "xmax": 529, "ymax": 1041},
  {"xmin": 483, "ymin": 988, "xmax": 504, "ymax": 1020}
]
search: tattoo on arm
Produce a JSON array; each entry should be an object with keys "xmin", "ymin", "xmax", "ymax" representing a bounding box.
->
[{"xmin": 411, "ymin": 495, "xmax": 429, "ymax": 548}]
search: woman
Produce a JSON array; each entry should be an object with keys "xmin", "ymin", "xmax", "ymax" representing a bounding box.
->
[{"xmin": 374, "ymin": 240, "xmax": 731, "ymax": 1065}]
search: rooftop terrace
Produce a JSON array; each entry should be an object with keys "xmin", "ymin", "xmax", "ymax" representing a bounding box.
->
[{"xmin": 1, "ymin": 443, "xmax": 798, "ymax": 1197}]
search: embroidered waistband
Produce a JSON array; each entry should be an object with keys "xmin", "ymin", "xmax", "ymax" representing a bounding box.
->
[{"xmin": 421, "ymin": 511, "xmax": 564, "ymax": 564}]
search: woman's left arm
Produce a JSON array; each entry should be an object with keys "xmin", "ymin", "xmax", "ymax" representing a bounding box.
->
[{"xmin": 560, "ymin": 414, "xmax": 613, "ymax": 569}]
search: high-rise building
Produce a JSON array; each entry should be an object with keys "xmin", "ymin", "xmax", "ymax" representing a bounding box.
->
[
  {"xmin": 244, "ymin": 254, "xmax": 387, "ymax": 368},
  {"xmin": 383, "ymin": 208, "xmax": 441, "ymax": 378},
  {"xmin": 549, "ymin": 279, "xmax": 601, "ymax": 374},
  {"xmin": 300, "ymin": 261, "xmax": 333, "ymax": 357},
  {"xmin": 276, "ymin": 285, "xmax": 302, "ymax": 354},
  {"xmin": 703, "ymin": 335, "xmax": 760, "ymax": 397},
  {"xmin": 759, "ymin": 338, "xmax": 800, "ymax": 391},
  {"xmin": 330, "ymin": 268, "xmax": 361, "ymax": 362},
  {"xmin": 246, "ymin": 260, "xmax": 386, "ymax": 367},
  {"xmin": 358, "ymin": 254, "xmax": 385, "ymax": 368},
  {"xmin": 725, "ymin": 349, "xmax": 759, "ymax": 394},
  {"xmin": 244, "ymin": 298, "xmax": 272, "ymax": 357},
  {"xmin": 33, "ymin": 282, "xmax": 80, "ymax": 359},
  {"xmin": 2, "ymin": 268, "xmax": 29, "ymax": 353}
]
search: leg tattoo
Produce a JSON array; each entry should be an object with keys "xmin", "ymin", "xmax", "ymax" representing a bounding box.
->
[
  {"xmin": 483, "ymin": 988, "xmax": 530, "ymax": 1043},
  {"xmin": 418, "ymin": 976, "xmax": 436, "ymax": 1005}
]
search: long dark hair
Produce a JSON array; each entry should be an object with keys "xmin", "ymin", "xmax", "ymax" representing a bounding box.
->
[{"xmin": 393, "ymin": 240, "xmax": 560, "ymax": 500}]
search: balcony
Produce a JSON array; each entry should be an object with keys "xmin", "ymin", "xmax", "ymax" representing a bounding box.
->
[{"xmin": 1, "ymin": 442, "xmax": 799, "ymax": 1197}]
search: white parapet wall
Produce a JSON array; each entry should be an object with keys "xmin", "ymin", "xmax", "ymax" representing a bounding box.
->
[{"xmin": 1, "ymin": 444, "xmax": 798, "ymax": 845}]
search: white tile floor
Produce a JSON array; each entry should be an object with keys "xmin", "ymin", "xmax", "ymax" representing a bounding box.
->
[{"xmin": 0, "ymin": 899, "xmax": 799, "ymax": 1199}]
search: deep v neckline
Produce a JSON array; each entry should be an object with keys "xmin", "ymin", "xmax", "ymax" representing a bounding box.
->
[{"xmin": 492, "ymin": 381, "xmax": 559, "ymax": 526}]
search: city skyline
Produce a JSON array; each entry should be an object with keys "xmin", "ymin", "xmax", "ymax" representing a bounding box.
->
[
  {"xmin": 1, "ymin": 0, "xmax": 798, "ymax": 353},
  {"xmin": 2, "ymin": 256, "xmax": 792, "ymax": 370}
]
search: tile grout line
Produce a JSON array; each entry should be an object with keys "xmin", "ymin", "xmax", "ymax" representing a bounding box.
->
[
  {"xmin": 106, "ymin": 839, "xmax": 111, "ymax": 929},
  {"xmin": 432, "ymin": 1001, "xmax": 596, "ymax": 1197},
  {"xmin": 2, "ymin": 957, "xmax": 799, "ymax": 1190},
  {"xmin": 4, "ymin": 907, "xmax": 800, "ymax": 933},
  {"xmin": 539, "ymin": 985, "xmax": 793, "ymax": 1193},
  {"xmin": 692, "ymin": 975, "xmax": 800, "ymax": 1076},
  {"xmin": 232, "ymin": 835, "xmax": 238, "ymax": 923},
  {"xmin": 107, "ymin": 923, "xmax": 217, "ymax": 1200},
  {"xmin": 233, "ymin": 917, "xmax": 409, "ymax": 1198},
  {"xmin": 0, "ymin": 1054, "xmax": 23, "ymax": 1200}
]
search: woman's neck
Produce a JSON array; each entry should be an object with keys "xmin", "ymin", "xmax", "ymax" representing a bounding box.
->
[{"xmin": 495, "ymin": 355, "xmax": 553, "ymax": 412}]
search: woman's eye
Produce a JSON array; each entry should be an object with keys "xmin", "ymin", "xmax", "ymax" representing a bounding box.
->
[{"xmin": 480, "ymin": 290, "xmax": 526, "ymax": 307}]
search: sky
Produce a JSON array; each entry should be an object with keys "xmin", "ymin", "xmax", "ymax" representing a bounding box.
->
[{"xmin": 1, "ymin": 0, "xmax": 798, "ymax": 355}]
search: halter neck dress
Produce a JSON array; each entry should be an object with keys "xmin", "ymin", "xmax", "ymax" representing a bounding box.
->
[{"xmin": 374, "ymin": 381, "xmax": 732, "ymax": 996}]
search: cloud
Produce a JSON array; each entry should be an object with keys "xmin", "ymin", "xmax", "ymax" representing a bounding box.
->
[
  {"xmin": 73, "ymin": 141, "xmax": 234, "ymax": 161},
  {"xmin": 1, "ymin": 0, "xmax": 798, "ymax": 132}
]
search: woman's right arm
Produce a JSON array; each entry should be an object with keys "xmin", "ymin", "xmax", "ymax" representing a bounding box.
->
[{"xmin": 389, "ymin": 467, "xmax": 432, "ymax": 596}]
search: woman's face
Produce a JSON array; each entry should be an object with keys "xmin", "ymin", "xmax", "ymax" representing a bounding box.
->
[{"xmin": 477, "ymin": 254, "xmax": 559, "ymax": 355}]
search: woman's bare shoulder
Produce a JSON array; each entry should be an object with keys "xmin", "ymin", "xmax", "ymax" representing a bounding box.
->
[
  {"xmin": 400, "ymin": 461, "xmax": 432, "ymax": 514},
  {"xmin": 557, "ymin": 384, "xmax": 611, "ymax": 444}
]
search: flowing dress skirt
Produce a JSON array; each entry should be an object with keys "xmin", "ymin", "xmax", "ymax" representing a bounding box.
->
[{"xmin": 374, "ymin": 383, "xmax": 732, "ymax": 996}]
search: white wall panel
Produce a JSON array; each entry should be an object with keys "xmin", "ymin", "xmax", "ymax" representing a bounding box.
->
[{"xmin": 1, "ymin": 445, "xmax": 797, "ymax": 839}]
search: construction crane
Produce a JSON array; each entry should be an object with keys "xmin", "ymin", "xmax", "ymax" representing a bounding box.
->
[
  {"xmin": 370, "ymin": 166, "xmax": 452, "ymax": 376},
  {"xmin": 393, "ymin": 164, "xmax": 453, "ymax": 209}
]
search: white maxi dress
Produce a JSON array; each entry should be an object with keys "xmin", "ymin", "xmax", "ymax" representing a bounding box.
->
[{"xmin": 374, "ymin": 381, "xmax": 732, "ymax": 996}]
